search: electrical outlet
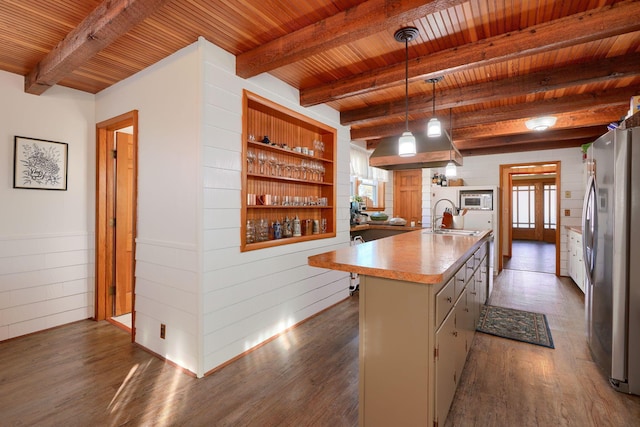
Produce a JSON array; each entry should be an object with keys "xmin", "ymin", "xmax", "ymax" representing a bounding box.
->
[
  {"xmin": 160, "ymin": 323, "xmax": 166, "ymax": 339},
  {"xmin": 565, "ymin": 190, "xmax": 571, "ymax": 198},
  {"xmin": 564, "ymin": 209, "xmax": 571, "ymax": 216}
]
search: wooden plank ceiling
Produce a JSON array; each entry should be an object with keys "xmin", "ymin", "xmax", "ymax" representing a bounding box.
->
[{"xmin": 1, "ymin": 0, "xmax": 639, "ymax": 156}]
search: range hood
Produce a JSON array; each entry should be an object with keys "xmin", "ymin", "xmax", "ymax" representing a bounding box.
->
[{"xmin": 368, "ymin": 130, "xmax": 463, "ymax": 170}]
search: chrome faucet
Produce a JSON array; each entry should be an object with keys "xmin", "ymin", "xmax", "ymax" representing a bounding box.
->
[{"xmin": 432, "ymin": 198, "xmax": 457, "ymax": 230}]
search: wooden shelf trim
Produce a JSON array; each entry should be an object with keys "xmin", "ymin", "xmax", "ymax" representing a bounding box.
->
[
  {"xmin": 248, "ymin": 140, "xmax": 333, "ymax": 163},
  {"xmin": 241, "ymin": 89, "xmax": 337, "ymax": 252}
]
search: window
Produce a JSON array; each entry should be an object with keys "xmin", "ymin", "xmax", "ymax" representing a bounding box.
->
[
  {"xmin": 543, "ymin": 184, "xmax": 556, "ymax": 230},
  {"xmin": 353, "ymin": 178, "xmax": 385, "ymax": 210},
  {"xmin": 512, "ymin": 185, "xmax": 535, "ymax": 229},
  {"xmin": 350, "ymin": 145, "xmax": 387, "ymax": 210}
]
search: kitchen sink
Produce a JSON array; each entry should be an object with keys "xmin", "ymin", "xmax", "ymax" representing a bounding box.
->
[{"xmin": 423, "ymin": 229, "xmax": 483, "ymax": 236}]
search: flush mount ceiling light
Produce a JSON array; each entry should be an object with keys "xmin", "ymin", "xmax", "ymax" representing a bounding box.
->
[
  {"xmin": 426, "ymin": 76, "xmax": 443, "ymax": 138},
  {"xmin": 395, "ymin": 26, "xmax": 419, "ymax": 157},
  {"xmin": 525, "ymin": 116, "xmax": 557, "ymax": 131},
  {"xmin": 445, "ymin": 108, "xmax": 457, "ymax": 177}
]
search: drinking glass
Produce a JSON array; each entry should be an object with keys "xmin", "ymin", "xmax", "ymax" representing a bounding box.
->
[
  {"xmin": 320, "ymin": 218, "xmax": 327, "ymax": 233},
  {"xmin": 258, "ymin": 152, "xmax": 267, "ymax": 174},
  {"xmin": 268, "ymin": 154, "xmax": 277, "ymax": 175},
  {"xmin": 247, "ymin": 149, "xmax": 256, "ymax": 173},
  {"xmin": 246, "ymin": 220, "xmax": 255, "ymax": 243}
]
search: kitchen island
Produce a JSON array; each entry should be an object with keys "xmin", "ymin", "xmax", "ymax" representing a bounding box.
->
[{"xmin": 308, "ymin": 229, "xmax": 492, "ymax": 427}]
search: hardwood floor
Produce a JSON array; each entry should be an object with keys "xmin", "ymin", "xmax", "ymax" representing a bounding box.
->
[
  {"xmin": 2, "ymin": 269, "xmax": 640, "ymax": 426},
  {"xmin": 503, "ymin": 239, "xmax": 556, "ymax": 274},
  {"xmin": 0, "ymin": 299, "xmax": 360, "ymax": 426},
  {"xmin": 446, "ymin": 269, "xmax": 640, "ymax": 427}
]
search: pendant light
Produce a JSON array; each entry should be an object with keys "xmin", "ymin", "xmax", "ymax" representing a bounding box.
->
[
  {"xmin": 445, "ymin": 108, "xmax": 457, "ymax": 177},
  {"xmin": 426, "ymin": 76, "xmax": 443, "ymax": 138},
  {"xmin": 395, "ymin": 27, "xmax": 419, "ymax": 157}
]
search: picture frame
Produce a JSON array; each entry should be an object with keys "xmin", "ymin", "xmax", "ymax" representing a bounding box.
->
[{"xmin": 13, "ymin": 136, "xmax": 68, "ymax": 190}]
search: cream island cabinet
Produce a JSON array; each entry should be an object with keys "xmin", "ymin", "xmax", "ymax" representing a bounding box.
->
[{"xmin": 308, "ymin": 230, "xmax": 491, "ymax": 427}]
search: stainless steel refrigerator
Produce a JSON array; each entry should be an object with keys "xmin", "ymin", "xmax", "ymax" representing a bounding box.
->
[{"xmin": 582, "ymin": 127, "xmax": 640, "ymax": 395}]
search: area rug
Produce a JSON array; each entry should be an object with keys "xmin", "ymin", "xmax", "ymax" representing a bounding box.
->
[{"xmin": 476, "ymin": 305, "xmax": 554, "ymax": 349}]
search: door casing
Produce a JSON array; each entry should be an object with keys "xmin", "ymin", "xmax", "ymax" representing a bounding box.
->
[
  {"xmin": 499, "ymin": 161, "xmax": 560, "ymax": 276},
  {"xmin": 95, "ymin": 111, "xmax": 138, "ymax": 339}
]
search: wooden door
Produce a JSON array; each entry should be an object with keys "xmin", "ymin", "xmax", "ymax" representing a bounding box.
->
[
  {"xmin": 114, "ymin": 132, "xmax": 134, "ymax": 316},
  {"xmin": 393, "ymin": 169, "xmax": 422, "ymax": 224},
  {"xmin": 511, "ymin": 178, "xmax": 555, "ymax": 242}
]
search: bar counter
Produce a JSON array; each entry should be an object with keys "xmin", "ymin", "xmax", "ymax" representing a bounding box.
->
[
  {"xmin": 309, "ymin": 228, "xmax": 491, "ymax": 284},
  {"xmin": 308, "ymin": 228, "xmax": 492, "ymax": 426}
]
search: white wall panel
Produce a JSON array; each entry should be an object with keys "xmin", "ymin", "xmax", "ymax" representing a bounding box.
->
[
  {"xmin": 199, "ymin": 37, "xmax": 351, "ymax": 375},
  {"xmin": 96, "ymin": 44, "xmax": 201, "ymax": 374},
  {"xmin": 4, "ymin": 307, "xmax": 93, "ymax": 342},
  {"xmin": 0, "ymin": 70, "xmax": 95, "ymax": 342},
  {"xmin": 203, "ymin": 276, "xmax": 348, "ymax": 369}
]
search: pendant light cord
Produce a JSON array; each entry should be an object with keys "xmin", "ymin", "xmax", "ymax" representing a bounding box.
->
[
  {"xmin": 449, "ymin": 108, "xmax": 452, "ymax": 161},
  {"xmin": 433, "ymin": 80, "xmax": 437, "ymax": 117},
  {"xmin": 404, "ymin": 38, "xmax": 409, "ymax": 132}
]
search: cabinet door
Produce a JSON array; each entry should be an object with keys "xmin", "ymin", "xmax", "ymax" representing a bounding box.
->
[
  {"xmin": 568, "ymin": 230, "xmax": 576, "ymax": 281},
  {"xmin": 457, "ymin": 288, "xmax": 476, "ymax": 355},
  {"xmin": 435, "ymin": 309, "xmax": 459, "ymax": 425},
  {"xmin": 575, "ymin": 234, "xmax": 585, "ymax": 293}
]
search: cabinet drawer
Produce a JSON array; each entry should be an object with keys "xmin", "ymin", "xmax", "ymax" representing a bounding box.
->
[
  {"xmin": 454, "ymin": 266, "xmax": 467, "ymax": 300},
  {"xmin": 436, "ymin": 277, "xmax": 456, "ymax": 327}
]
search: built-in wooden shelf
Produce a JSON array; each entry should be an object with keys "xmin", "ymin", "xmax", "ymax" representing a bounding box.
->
[{"xmin": 241, "ymin": 90, "xmax": 337, "ymax": 252}]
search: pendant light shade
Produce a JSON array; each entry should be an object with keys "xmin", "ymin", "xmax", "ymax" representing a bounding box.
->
[
  {"xmin": 427, "ymin": 118, "xmax": 441, "ymax": 138},
  {"xmin": 398, "ymin": 131, "xmax": 417, "ymax": 157},
  {"xmin": 394, "ymin": 27, "xmax": 419, "ymax": 157},
  {"xmin": 445, "ymin": 108, "xmax": 457, "ymax": 177},
  {"xmin": 426, "ymin": 77, "xmax": 442, "ymax": 138},
  {"xmin": 445, "ymin": 161, "xmax": 457, "ymax": 177}
]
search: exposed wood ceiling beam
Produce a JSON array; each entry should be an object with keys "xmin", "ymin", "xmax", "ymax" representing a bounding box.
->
[
  {"xmin": 235, "ymin": 0, "xmax": 467, "ymax": 79},
  {"xmin": 300, "ymin": 0, "xmax": 640, "ymax": 106},
  {"xmin": 451, "ymin": 105, "xmax": 624, "ymax": 140},
  {"xmin": 455, "ymin": 126, "xmax": 604, "ymax": 150},
  {"xmin": 24, "ymin": 0, "xmax": 170, "ymax": 95},
  {"xmin": 350, "ymin": 85, "xmax": 636, "ymax": 141},
  {"xmin": 341, "ymin": 54, "xmax": 640, "ymax": 126},
  {"xmin": 459, "ymin": 139, "xmax": 594, "ymax": 156},
  {"xmin": 364, "ymin": 106, "xmax": 622, "ymax": 150}
]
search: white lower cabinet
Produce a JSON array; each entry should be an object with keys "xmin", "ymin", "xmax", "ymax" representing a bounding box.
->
[
  {"xmin": 433, "ymin": 247, "xmax": 489, "ymax": 425},
  {"xmin": 568, "ymin": 228, "xmax": 585, "ymax": 293},
  {"xmin": 435, "ymin": 305, "xmax": 460, "ymax": 424},
  {"xmin": 358, "ymin": 240, "xmax": 491, "ymax": 427}
]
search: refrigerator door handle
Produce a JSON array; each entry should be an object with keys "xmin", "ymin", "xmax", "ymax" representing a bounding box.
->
[{"xmin": 582, "ymin": 174, "xmax": 596, "ymax": 283}]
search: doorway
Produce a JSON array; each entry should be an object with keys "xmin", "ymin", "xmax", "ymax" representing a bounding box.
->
[
  {"xmin": 499, "ymin": 162, "xmax": 560, "ymax": 276},
  {"xmin": 95, "ymin": 111, "xmax": 138, "ymax": 338},
  {"xmin": 393, "ymin": 169, "xmax": 422, "ymax": 225}
]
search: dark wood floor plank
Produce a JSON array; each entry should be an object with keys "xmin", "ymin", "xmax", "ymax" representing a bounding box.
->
[{"xmin": 2, "ymin": 264, "xmax": 640, "ymax": 426}]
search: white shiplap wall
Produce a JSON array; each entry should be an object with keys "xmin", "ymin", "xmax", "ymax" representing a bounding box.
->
[
  {"xmin": 0, "ymin": 71, "xmax": 96, "ymax": 341},
  {"xmin": 96, "ymin": 44, "xmax": 201, "ymax": 373},
  {"xmin": 199, "ymin": 38, "xmax": 351, "ymax": 374},
  {"xmin": 0, "ymin": 233, "xmax": 94, "ymax": 340}
]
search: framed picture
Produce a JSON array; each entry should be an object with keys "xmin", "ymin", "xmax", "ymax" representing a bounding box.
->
[{"xmin": 13, "ymin": 136, "xmax": 68, "ymax": 190}]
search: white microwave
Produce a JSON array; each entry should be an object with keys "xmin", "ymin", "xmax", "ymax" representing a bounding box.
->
[{"xmin": 460, "ymin": 190, "xmax": 493, "ymax": 210}]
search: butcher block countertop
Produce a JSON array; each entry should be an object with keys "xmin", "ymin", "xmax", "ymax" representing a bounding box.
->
[{"xmin": 308, "ymin": 229, "xmax": 491, "ymax": 284}]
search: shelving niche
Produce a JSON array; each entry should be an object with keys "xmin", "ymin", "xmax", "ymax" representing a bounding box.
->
[{"xmin": 241, "ymin": 90, "xmax": 336, "ymax": 252}]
